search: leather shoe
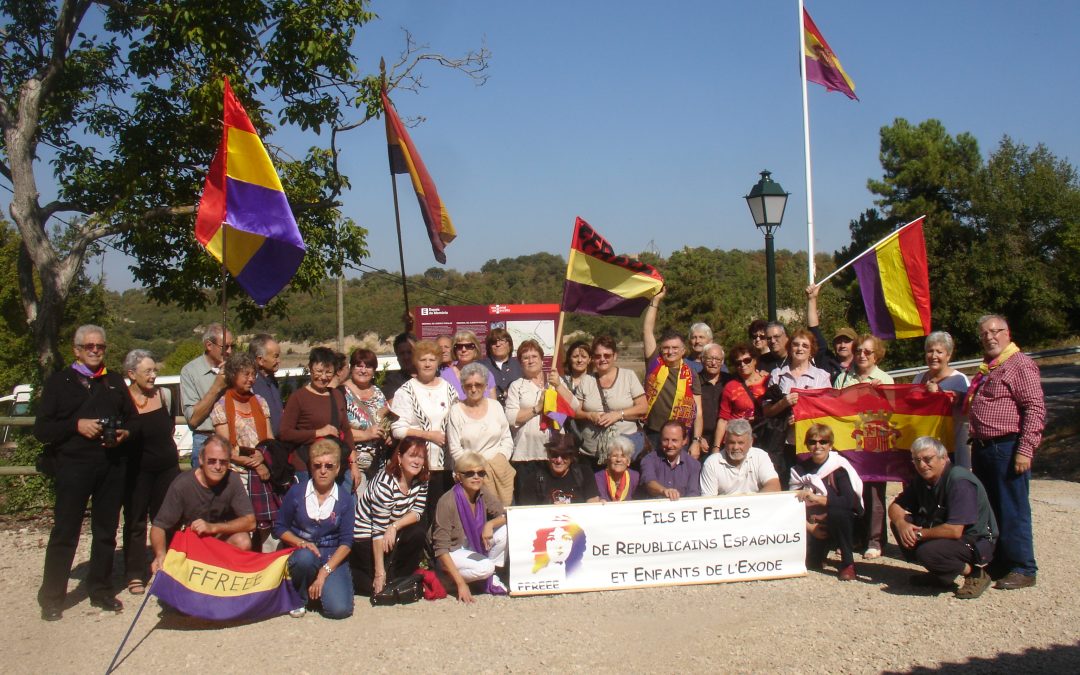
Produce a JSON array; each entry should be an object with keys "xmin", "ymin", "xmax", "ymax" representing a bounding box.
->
[
  {"xmin": 837, "ymin": 564, "xmax": 856, "ymax": 581},
  {"xmin": 90, "ymin": 596, "xmax": 124, "ymax": 612},
  {"xmin": 994, "ymin": 572, "xmax": 1036, "ymax": 590},
  {"xmin": 41, "ymin": 606, "xmax": 63, "ymax": 622}
]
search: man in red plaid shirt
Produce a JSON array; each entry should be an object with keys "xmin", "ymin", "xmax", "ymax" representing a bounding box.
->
[{"xmin": 966, "ymin": 315, "xmax": 1045, "ymax": 590}]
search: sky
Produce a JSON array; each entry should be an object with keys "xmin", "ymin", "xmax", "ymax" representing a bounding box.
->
[{"xmin": 94, "ymin": 0, "xmax": 1080, "ymax": 291}]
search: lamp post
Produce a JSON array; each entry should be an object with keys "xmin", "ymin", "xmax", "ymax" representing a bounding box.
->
[{"xmin": 744, "ymin": 170, "xmax": 790, "ymax": 322}]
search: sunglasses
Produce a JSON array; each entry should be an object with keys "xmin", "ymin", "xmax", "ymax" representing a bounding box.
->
[
  {"xmin": 459, "ymin": 469, "xmax": 487, "ymax": 479},
  {"xmin": 735, "ymin": 357, "xmax": 753, "ymax": 365},
  {"xmin": 855, "ymin": 348, "xmax": 875, "ymax": 356},
  {"xmin": 78, "ymin": 343, "xmax": 107, "ymax": 352},
  {"xmin": 203, "ymin": 458, "xmax": 229, "ymax": 467},
  {"xmin": 454, "ymin": 343, "xmax": 476, "ymax": 351},
  {"xmin": 751, "ymin": 334, "xmax": 766, "ymax": 340},
  {"xmin": 312, "ymin": 462, "xmax": 338, "ymax": 471},
  {"xmin": 807, "ymin": 439, "xmax": 831, "ymax": 446},
  {"xmin": 547, "ymin": 453, "xmax": 573, "ymax": 461}
]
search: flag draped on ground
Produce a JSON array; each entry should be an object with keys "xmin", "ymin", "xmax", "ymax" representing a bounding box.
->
[
  {"xmin": 194, "ymin": 78, "xmax": 306, "ymax": 306},
  {"xmin": 561, "ymin": 217, "xmax": 664, "ymax": 317},
  {"xmin": 792, "ymin": 384, "xmax": 954, "ymax": 482},
  {"xmin": 852, "ymin": 217, "xmax": 931, "ymax": 339},
  {"xmin": 803, "ymin": 8, "xmax": 858, "ymax": 100},
  {"xmin": 382, "ymin": 89, "xmax": 456, "ymax": 264},
  {"xmin": 149, "ymin": 529, "xmax": 300, "ymax": 621}
]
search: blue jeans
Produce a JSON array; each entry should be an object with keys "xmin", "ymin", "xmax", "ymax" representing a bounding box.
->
[
  {"xmin": 972, "ymin": 438, "xmax": 1036, "ymax": 576},
  {"xmin": 189, "ymin": 432, "xmax": 209, "ymax": 469},
  {"xmin": 287, "ymin": 548, "xmax": 354, "ymax": 619}
]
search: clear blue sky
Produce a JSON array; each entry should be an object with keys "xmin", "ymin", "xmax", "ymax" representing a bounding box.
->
[{"xmin": 101, "ymin": 0, "xmax": 1080, "ymax": 290}]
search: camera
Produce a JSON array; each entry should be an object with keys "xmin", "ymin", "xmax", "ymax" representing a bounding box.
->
[{"xmin": 99, "ymin": 416, "xmax": 122, "ymax": 447}]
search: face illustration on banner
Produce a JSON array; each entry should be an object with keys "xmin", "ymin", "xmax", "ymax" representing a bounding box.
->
[{"xmin": 531, "ymin": 519, "xmax": 587, "ymax": 577}]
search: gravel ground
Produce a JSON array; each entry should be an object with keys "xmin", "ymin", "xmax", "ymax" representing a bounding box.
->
[{"xmin": 5, "ymin": 479, "xmax": 1080, "ymax": 674}]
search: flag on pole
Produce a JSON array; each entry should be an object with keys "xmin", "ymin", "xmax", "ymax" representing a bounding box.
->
[
  {"xmin": 803, "ymin": 9, "xmax": 858, "ymax": 101},
  {"xmin": 852, "ymin": 216, "xmax": 931, "ymax": 339},
  {"xmin": 793, "ymin": 384, "xmax": 954, "ymax": 482},
  {"xmin": 561, "ymin": 217, "xmax": 664, "ymax": 317},
  {"xmin": 382, "ymin": 90, "xmax": 456, "ymax": 264},
  {"xmin": 149, "ymin": 529, "xmax": 301, "ymax": 621},
  {"xmin": 194, "ymin": 78, "xmax": 306, "ymax": 306}
]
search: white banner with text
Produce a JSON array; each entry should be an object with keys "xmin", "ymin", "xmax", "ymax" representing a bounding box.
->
[{"xmin": 506, "ymin": 492, "xmax": 807, "ymax": 596}]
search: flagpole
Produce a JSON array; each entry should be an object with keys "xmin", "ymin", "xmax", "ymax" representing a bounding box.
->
[
  {"xmin": 221, "ymin": 222, "xmax": 228, "ymax": 331},
  {"xmin": 381, "ymin": 59, "xmax": 410, "ymax": 317},
  {"xmin": 552, "ymin": 310, "xmax": 567, "ymax": 375},
  {"xmin": 814, "ymin": 216, "xmax": 926, "ymax": 287},
  {"xmin": 798, "ymin": 0, "xmax": 816, "ymax": 284}
]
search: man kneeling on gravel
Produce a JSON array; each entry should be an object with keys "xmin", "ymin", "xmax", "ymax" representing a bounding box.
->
[
  {"xmin": 888, "ymin": 437, "xmax": 997, "ymax": 599},
  {"xmin": 149, "ymin": 434, "xmax": 256, "ymax": 575}
]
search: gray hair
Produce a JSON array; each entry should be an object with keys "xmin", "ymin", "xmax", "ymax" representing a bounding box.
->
[
  {"xmin": 73, "ymin": 324, "xmax": 106, "ymax": 346},
  {"xmin": 924, "ymin": 331, "xmax": 955, "ymax": 356},
  {"xmin": 910, "ymin": 436, "xmax": 947, "ymax": 459},
  {"xmin": 726, "ymin": 418, "xmax": 753, "ymax": 440},
  {"xmin": 766, "ymin": 321, "xmax": 788, "ymax": 337},
  {"xmin": 976, "ymin": 314, "xmax": 1009, "ymax": 330},
  {"xmin": 598, "ymin": 434, "xmax": 635, "ymax": 466},
  {"xmin": 702, "ymin": 342, "xmax": 724, "ymax": 358},
  {"xmin": 455, "ymin": 451, "xmax": 485, "ymax": 473},
  {"xmin": 123, "ymin": 349, "xmax": 155, "ymax": 374},
  {"xmin": 459, "ymin": 362, "xmax": 490, "ymax": 384},
  {"xmin": 689, "ymin": 323, "xmax": 713, "ymax": 341},
  {"xmin": 248, "ymin": 333, "xmax": 277, "ymax": 358},
  {"xmin": 201, "ymin": 322, "xmax": 225, "ymax": 345}
]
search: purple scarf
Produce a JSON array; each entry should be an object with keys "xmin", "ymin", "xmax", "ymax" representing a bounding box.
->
[
  {"xmin": 453, "ymin": 483, "xmax": 506, "ymax": 595},
  {"xmin": 72, "ymin": 361, "xmax": 107, "ymax": 379}
]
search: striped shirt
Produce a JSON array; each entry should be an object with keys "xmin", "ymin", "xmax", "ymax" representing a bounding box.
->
[{"xmin": 353, "ymin": 466, "xmax": 427, "ymax": 540}]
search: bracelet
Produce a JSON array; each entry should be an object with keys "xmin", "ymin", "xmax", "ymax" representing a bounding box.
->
[
  {"xmin": 322, "ymin": 564, "xmax": 332, "ymax": 575},
  {"xmin": 619, "ymin": 410, "xmax": 625, "ymax": 421}
]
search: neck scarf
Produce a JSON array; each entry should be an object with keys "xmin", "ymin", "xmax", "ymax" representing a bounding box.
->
[
  {"xmin": 453, "ymin": 483, "xmax": 506, "ymax": 595},
  {"xmin": 964, "ymin": 342, "xmax": 1020, "ymax": 413},
  {"xmin": 72, "ymin": 362, "xmax": 107, "ymax": 379},
  {"xmin": 644, "ymin": 358, "xmax": 695, "ymax": 428},
  {"xmin": 605, "ymin": 470, "xmax": 630, "ymax": 501},
  {"xmin": 789, "ymin": 451, "xmax": 864, "ymax": 511},
  {"xmin": 224, "ymin": 389, "xmax": 268, "ymax": 450}
]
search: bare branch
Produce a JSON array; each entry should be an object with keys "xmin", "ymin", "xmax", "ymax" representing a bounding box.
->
[
  {"xmin": 39, "ymin": 200, "xmax": 87, "ymax": 222},
  {"xmin": 36, "ymin": 1, "xmax": 94, "ymax": 90}
]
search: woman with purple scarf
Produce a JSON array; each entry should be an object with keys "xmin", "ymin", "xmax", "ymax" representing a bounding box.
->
[{"xmin": 430, "ymin": 452, "xmax": 508, "ymax": 602}]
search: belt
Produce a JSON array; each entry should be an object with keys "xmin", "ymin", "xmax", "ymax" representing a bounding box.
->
[
  {"xmin": 971, "ymin": 433, "xmax": 1018, "ymax": 448},
  {"xmin": 192, "ymin": 430, "xmax": 214, "ymax": 437}
]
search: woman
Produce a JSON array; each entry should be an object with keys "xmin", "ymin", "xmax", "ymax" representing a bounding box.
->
[
  {"xmin": 834, "ymin": 334, "xmax": 895, "ymax": 560},
  {"xmin": 912, "ymin": 331, "xmax": 970, "ymax": 467},
  {"xmin": 280, "ymin": 347, "xmax": 357, "ymax": 490},
  {"xmin": 790, "ymin": 424, "xmax": 863, "ymax": 581},
  {"xmin": 342, "ymin": 348, "xmax": 389, "ymax": 479},
  {"xmin": 390, "ymin": 340, "xmax": 458, "ymax": 511},
  {"xmin": 561, "ymin": 340, "xmax": 592, "ymax": 395},
  {"xmin": 712, "ymin": 342, "xmax": 769, "ymax": 451},
  {"xmin": 121, "ymin": 349, "xmax": 180, "ymax": 596},
  {"xmin": 447, "ymin": 362, "xmax": 515, "ymax": 505},
  {"xmin": 441, "ymin": 330, "xmax": 496, "ymax": 399},
  {"xmin": 575, "ymin": 336, "xmax": 647, "ymax": 464},
  {"xmin": 504, "ymin": 340, "xmax": 572, "ymax": 466},
  {"xmin": 431, "ymin": 452, "xmax": 509, "ymax": 602},
  {"xmin": 762, "ymin": 329, "xmax": 832, "ymax": 486},
  {"xmin": 350, "ymin": 436, "xmax": 429, "ymax": 596},
  {"xmin": 273, "ymin": 438, "xmax": 354, "ymax": 619},
  {"xmin": 594, "ymin": 435, "xmax": 639, "ymax": 502},
  {"xmin": 210, "ymin": 352, "xmax": 277, "ymax": 549}
]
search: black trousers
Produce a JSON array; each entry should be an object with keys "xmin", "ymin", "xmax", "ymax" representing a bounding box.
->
[
  {"xmin": 122, "ymin": 463, "xmax": 181, "ymax": 583},
  {"xmin": 892, "ymin": 526, "xmax": 992, "ymax": 583},
  {"xmin": 39, "ymin": 458, "xmax": 126, "ymax": 608},
  {"xmin": 349, "ymin": 524, "xmax": 426, "ymax": 596},
  {"xmin": 806, "ymin": 504, "xmax": 857, "ymax": 567}
]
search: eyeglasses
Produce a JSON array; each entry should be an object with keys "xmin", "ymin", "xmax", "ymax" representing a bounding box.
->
[
  {"xmin": 312, "ymin": 462, "xmax": 337, "ymax": 471},
  {"xmin": 751, "ymin": 333, "xmax": 766, "ymax": 341},
  {"xmin": 978, "ymin": 327, "xmax": 1007, "ymax": 339},
  {"xmin": 735, "ymin": 357, "xmax": 753, "ymax": 365},
  {"xmin": 454, "ymin": 343, "xmax": 476, "ymax": 351},
  {"xmin": 807, "ymin": 439, "xmax": 831, "ymax": 446},
  {"xmin": 593, "ymin": 353, "xmax": 614, "ymax": 361},
  {"xmin": 855, "ymin": 348, "xmax": 875, "ymax": 356},
  {"xmin": 702, "ymin": 357, "xmax": 723, "ymax": 363},
  {"xmin": 766, "ymin": 334, "xmax": 784, "ymax": 342},
  {"xmin": 211, "ymin": 341, "xmax": 235, "ymax": 351},
  {"xmin": 462, "ymin": 382, "xmax": 485, "ymax": 391},
  {"xmin": 547, "ymin": 453, "xmax": 573, "ymax": 462},
  {"xmin": 491, "ymin": 337, "xmax": 509, "ymax": 345},
  {"xmin": 459, "ymin": 470, "xmax": 487, "ymax": 479},
  {"xmin": 203, "ymin": 458, "xmax": 229, "ymax": 467},
  {"xmin": 912, "ymin": 455, "xmax": 939, "ymax": 466},
  {"xmin": 78, "ymin": 343, "xmax": 107, "ymax": 352}
]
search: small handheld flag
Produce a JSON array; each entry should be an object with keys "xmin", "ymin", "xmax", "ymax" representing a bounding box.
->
[{"xmin": 561, "ymin": 217, "xmax": 664, "ymax": 317}]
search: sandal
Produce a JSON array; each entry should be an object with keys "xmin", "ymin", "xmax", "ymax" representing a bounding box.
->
[{"xmin": 127, "ymin": 580, "xmax": 146, "ymax": 595}]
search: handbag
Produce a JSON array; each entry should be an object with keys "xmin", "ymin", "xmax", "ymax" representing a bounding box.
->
[
  {"xmin": 370, "ymin": 573, "xmax": 425, "ymax": 606},
  {"xmin": 752, "ymin": 382, "xmax": 789, "ymax": 462},
  {"xmin": 579, "ymin": 370, "xmax": 631, "ymax": 456}
]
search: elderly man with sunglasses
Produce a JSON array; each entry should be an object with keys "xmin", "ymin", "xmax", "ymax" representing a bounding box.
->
[{"xmin": 180, "ymin": 322, "xmax": 234, "ymax": 468}]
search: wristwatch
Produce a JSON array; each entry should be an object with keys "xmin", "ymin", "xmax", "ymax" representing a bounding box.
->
[{"xmin": 915, "ymin": 529, "xmax": 923, "ymax": 541}]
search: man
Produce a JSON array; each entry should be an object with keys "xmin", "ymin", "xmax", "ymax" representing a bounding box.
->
[
  {"xmin": 698, "ymin": 343, "xmax": 730, "ymax": 449},
  {"xmin": 967, "ymin": 314, "xmax": 1044, "ymax": 590},
  {"xmin": 641, "ymin": 286, "xmax": 712, "ymax": 373},
  {"xmin": 747, "ymin": 319, "xmax": 770, "ymax": 360},
  {"xmin": 381, "ymin": 332, "xmax": 417, "ymax": 402},
  {"xmin": 640, "ymin": 422, "xmax": 702, "ymax": 500},
  {"xmin": 482, "ymin": 327, "xmax": 523, "ymax": 405},
  {"xmin": 435, "ymin": 334, "xmax": 454, "ymax": 372},
  {"xmin": 757, "ymin": 322, "xmax": 789, "ymax": 375},
  {"xmin": 36, "ymin": 325, "xmax": 132, "ymax": 621},
  {"xmin": 889, "ymin": 437, "xmax": 997, "ymax": 599},
  {"xmin": 180, "ymin": 323, "xmax": 232, "ymax": 468},
  {"xmin": 150, "ymin": 434, "xmax": 256, "ymax": 575},
  {"xmin": 248, "ymin": 333, "xmax": 283, "ymax": 436},
  {"xmin": 514, "ymin": 435, "xmax": 600, "ymax": 505},
  {"xmin": 643, "ymin": 330, "xmax": 704, "ymax": 458},
  {"xmin": 805, "ymin": 283, "xmax": 857, "ymax": 381},
  {"xmin": 699, "ymin": 419, "xmax": 780, "ymax": 496}
]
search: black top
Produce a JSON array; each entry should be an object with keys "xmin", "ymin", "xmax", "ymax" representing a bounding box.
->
[
  {"xmin": 126, "ymin": 391, "xmax": 179, "ymax": 472},
  {"xmin": 34, "ymin": 367, "xmax": 133, "ymax": 463},
  {"xmin": 514, "ymin": 462, "xmax": 599, "ymax": 506},
  {"xmin": 792, "ymin": 458, "xmax": 859, "ymax": 513}
]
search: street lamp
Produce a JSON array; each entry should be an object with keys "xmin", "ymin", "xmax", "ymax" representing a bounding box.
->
[{"xmin": 744, "ymin": 170, "xmax": 789, "ymax": 322}]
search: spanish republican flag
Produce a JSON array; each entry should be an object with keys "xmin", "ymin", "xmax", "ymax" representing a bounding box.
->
[
  {"xmin": 540, "ymin": 386, "xmax": 576, "ymax": 431},
  {"xmin": 793, "ymin": 384, "xmax": 954, "ymax": 482},
  {"xmin": 194, "ymin": 78, "xmax": 306, "ymax": 306},
  {"xmin": 803, "ymin": 8, "xmax": 858, "ymax": 101},
  {"xmin": 382, "ymin": 89, "xmax": 456, "ymax": 264},
  {"xmin": 561, "ymin": 217, "xmax": 664, "ymax": 317},
  {"xmin": 149, "ymin": 529, "xmax": 300, "ymax": 621},
  {"xmin": 852, "ymin": 217, "xmax": 931, "ymax": 340}
]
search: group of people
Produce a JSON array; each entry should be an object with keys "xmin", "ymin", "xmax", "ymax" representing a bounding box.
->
[{"xmin": 34, "ymin": 292, "xmax": 1045, "ymax": 620}]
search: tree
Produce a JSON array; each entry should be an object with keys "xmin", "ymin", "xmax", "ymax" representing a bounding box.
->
[{"xmin": 1, "ymin": 1, "xmax": 489, "ymax": 373}]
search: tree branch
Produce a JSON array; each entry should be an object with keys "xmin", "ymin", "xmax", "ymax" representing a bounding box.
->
[
  {"xmin": 36, "ymin": 0, "xmax": 94, "ymax": 91},
  {"xmin": 38, "ymin": 199, "xmax": 87, "ymax": 222}
]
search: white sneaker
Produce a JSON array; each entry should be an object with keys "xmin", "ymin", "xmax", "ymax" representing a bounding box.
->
[
  {"xmin": 289, "ymin": 607, "xmax": 306, "ymax": 618},
  {"xmin": 863, "ymin": 547, "xmax": 882, "ymax": 560}
]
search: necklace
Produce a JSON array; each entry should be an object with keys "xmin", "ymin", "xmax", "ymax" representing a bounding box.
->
[{"xmin": 131, "ymin": 388, "xmax": 154, "ymax": 409}]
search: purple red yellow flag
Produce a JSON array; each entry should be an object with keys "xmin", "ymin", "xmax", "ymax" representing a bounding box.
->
[
  {"xmin": 149, "ymin": 529, "xmax": 301, "ymax": 621},
  {"xmin": 852, "ymin": 217, "xmax": 931, "ymax": 340},
  {"xmin": 792, "ymin": 384, "xmax": 954, "ymax": 482},
  {"xmin": 561, "ymin": 217, "xmax": 664, "ymax": 317},
  {"xmin": 194, "ymin": 78, "xmax": 306, "ymax": 306},
  {"xmin": 803, "ymin": 8, "xmax": 858, "ymax": 101},
  {"xmin": 540, "ymin": 386, "xmax": 576, "ymax": 431},
  {"xmin": 382, "ymin": 89, "xmax": 456, "ymax": 264}
]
